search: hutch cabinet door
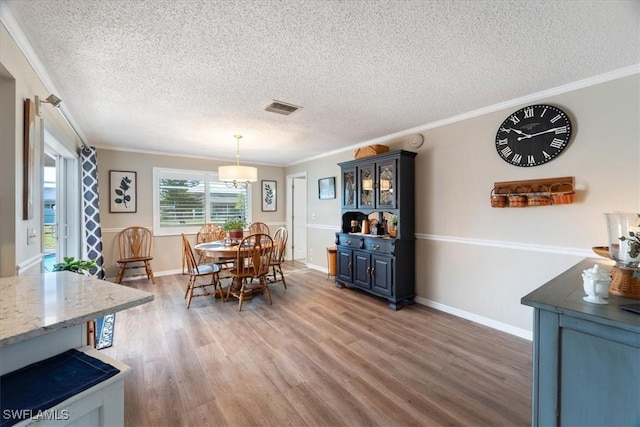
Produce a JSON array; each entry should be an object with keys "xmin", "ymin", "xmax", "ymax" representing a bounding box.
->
[
  {"xmin": 371, "ymin": 254, "xmax": 393, "ymax": 296},
  {"xmin": 358, "ymin": 163, "xmax": 375, "ymax": 209},
  {"xmin": 337, "ymin": 248, "xmax": 353, "ymax": 283},
  {"xmin": 353, "ymin": 251, "xmax": 372, "ymax": 289},
  {"xmin": 341, "ymin": 167, "xmax": 357, "ymax": 209},
  {"xmin": 377, "ymin": 160, "xmax": 397, "ymax": 209}
]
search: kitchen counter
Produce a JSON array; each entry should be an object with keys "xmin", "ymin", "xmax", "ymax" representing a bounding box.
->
[
  {"xmin": 0, "ymin": 271, "xmax": 153, "ymax": 348},
  {"xmin": 0, "ymin": 271, "xmax": 154, "ymax": 426}
]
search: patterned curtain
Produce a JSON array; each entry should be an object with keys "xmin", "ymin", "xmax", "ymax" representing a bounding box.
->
[
  {"xmin": 81, "ymin": 146, "xmax": 114, "ymax": 349},
  {"xmin": 81, "ymin": 146, "xmax": 104, "ymax": 278}
]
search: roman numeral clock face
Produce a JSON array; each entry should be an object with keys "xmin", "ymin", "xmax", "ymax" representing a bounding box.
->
[{"xmin": 495, "ymin": 104, "xmax": 572, "ymax": 167}]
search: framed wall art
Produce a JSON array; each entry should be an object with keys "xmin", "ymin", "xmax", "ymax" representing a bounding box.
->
[
  {"xmin": 110, "ymin": 170, "xmax": 137, "ymax": 213},
  {"xmin": 261, "ymin": 180, "xmax": 277, "ymax": 212},
  {"xmin": 23, "ymin": 98, "xmax": 35, "ymax": 220},
  {"xmin": 318, "ymin": 176, "xmax": 336, "ymax": 200}
]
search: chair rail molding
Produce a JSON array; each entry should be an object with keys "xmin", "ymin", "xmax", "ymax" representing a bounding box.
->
[
  {"xmin": 417, "ymin": 233, "xmax": 593, "ymax": 258},
  {"xmin": 16, "ymin": 253, "xmax": 43, "ymax": 275}
]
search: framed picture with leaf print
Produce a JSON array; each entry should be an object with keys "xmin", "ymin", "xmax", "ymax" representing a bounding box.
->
[
  {"xmin": 109, "ymin": 170, "xmax": 137, "ymax": 213},
  {"xmin": 261, "ymin": 180, "xmax": 276, "ymax": 212}
]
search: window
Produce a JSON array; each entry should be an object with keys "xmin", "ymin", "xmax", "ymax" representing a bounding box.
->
[{"xmin": 153, "ymin": 167, "xmax": 250, "ymax": 236}]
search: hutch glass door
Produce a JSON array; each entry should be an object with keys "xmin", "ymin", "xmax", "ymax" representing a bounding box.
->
[
  {"xmin": 358, "ymin": 164, "xmax": 375, "ymax": 208},
  {"xmin": 377, "ymin": 161, "xmax": 396, "ymax": 209},
  {"xmin": 342, "ymin": 167, "xmax": 356, "ymax": 209}
]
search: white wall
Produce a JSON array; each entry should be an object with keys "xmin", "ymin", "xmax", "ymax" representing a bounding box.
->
[{"xmin": 289, "ymin": 72, "xmax": 640, "ymax": 337}]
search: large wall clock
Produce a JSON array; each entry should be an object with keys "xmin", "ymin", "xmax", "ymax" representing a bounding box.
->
[{"xmin": 495, "ymin": 104, "xmax": 572, "ymax": 167}]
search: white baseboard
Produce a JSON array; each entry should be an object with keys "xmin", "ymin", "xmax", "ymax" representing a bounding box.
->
[
  {"xmin": 113, "ymin": 264, "xmax": 532, "ymax": 341},
  {"xmin": 106, "ymin": 268, "xmax": 183, "ymax": 283},
  {"xmin": 306, "ymin": 262, "xmax": 327, "ymax": 274},
  {"xmin": 414, "ymin": 296, "xmax": 532, "ymax": 341}
]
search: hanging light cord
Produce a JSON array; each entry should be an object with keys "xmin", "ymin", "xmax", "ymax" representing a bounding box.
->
[{"xmin": 234, "ymin": 134, "xmax": 242, "ymax": 166}]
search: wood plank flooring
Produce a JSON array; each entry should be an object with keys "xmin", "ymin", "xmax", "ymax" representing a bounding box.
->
[{"xmin": 102, "ymin": 262, "xmax": 532, "ymax": 426}]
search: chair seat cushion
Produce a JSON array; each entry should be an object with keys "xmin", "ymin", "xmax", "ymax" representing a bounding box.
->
[{"xmin": 188, "ymin": 264, "xmax": 221, "ymax": 275}]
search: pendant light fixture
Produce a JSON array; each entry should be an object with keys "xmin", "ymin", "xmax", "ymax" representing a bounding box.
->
[{"xmin": 218, "ymin": 134, "xmax": 257, "ymax": 188}]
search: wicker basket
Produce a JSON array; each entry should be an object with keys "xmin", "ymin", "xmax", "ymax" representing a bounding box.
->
[
  {"xmin": 592, "ymin": 246, "xmax": 610, "ymax": 258},
  {"xmin": 527, "ymin": 185, "xmax": 551, "ymax": 207},
  {"xmin": 508, "ymin": 186, "xmax": 528, "ymax": 207},
  {"xmin": 355, "ymin": 144, "xmax": 389, "ymax": 159},
  {"xmin": 550, "ymin": 182, "xmax": 575, "ymax": 204},
  {"xmin": 490, "ymin": 188, "xmax": 507, "ymax": 208},
  {"xmin": 591, "ymin": 246, "xmax": 640, "ymax": 299},
  {"xmin": 609, "ymin": 267, "xmax": 640, "ymax": 299}
]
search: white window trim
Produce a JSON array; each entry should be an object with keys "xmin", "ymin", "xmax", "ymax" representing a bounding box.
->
[{"xmin": 152, "ymin": 167, "xmax": 252, "ymax": 236}]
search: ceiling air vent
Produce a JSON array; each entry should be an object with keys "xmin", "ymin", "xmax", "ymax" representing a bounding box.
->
[{"xmin": 265, "ymin": 100, "xmax": 301, "ymax": 116}]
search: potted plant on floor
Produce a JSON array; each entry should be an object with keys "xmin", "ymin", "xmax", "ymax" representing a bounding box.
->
[{"xmin": 223, "ymin": 218, "xmax": 246, "ymax": 240}]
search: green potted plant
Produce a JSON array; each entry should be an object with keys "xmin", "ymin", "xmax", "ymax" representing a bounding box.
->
[
  {"xmin": 53, "ymin": 256, "xmax": 98, "ymax": 276},
  {"xmin": 223, "ymin": 218, "xmax": 246, "ymax": 240}
]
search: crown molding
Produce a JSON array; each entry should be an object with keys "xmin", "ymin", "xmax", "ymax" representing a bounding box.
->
[
  {"xmin": 288, "ymin": 64, "xmax": 640, "ymax": 167},
  {"xmin": 1, "ymin": 3, "xmax": 88, "ymax": 147}
]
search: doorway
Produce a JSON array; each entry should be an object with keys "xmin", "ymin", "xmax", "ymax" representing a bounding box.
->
[
  {"xmin": 286, "ymin": 172, "xmax": 307, "ymax": 263},
  {"xmin": 42, "ymin": 129, "xmax": 80, "ymax": 271},
  {"xmin": 42, "ymin": 152, "xmax": 57, "ymax": 271}
]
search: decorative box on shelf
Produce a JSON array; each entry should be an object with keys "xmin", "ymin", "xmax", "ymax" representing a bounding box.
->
[{"xmin": 354, "ymin": 144, "xmax": 389, "ymax": 159}]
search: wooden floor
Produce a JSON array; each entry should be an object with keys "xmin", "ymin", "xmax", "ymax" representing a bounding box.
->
[{"xmin": 103, "ymin": 262, "xmax": 532, "ymax": 426}]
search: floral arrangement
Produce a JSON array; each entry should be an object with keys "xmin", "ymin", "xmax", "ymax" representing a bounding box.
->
[{"xmin": 619, "ymin": 213, "xmax": 640, "ymax": 259}]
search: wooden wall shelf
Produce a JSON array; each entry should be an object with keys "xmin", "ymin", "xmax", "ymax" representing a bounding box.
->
[{"xmin": 491, "ymin": 176, "xmax": 575, "ymax": 208}]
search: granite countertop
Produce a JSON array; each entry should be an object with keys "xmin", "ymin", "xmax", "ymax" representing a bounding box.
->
[
  {"xmin": 0, "ymin": 271, "xmax": 154, "ymax": 347},
  {"xmin": 521, "ymin": 258, "xmax": 640, "ymax": 333}
]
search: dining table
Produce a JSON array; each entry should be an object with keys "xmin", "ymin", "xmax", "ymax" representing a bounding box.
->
[{"xmin": 194, "ymin": 238, "xmax": 271, "ymax": 300}]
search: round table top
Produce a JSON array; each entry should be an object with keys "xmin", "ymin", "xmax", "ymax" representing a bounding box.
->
[
  {"xmin": 194, "ymin": 241, "xmax": 249, "ymax": 256},
  {"xmin": 194, "ymin": 239, "xmax": 271, "ymax": 256}
]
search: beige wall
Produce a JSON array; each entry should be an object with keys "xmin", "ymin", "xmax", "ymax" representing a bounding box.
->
[
  {"xmin": 0, "ymin": 23, "xmax": 81, "ymax": 276},
  {"xmin": 288, "ymin": 73, "xmax": 640, "ymax": 336},
  {"xmin": 96, "ymin": 149, "xmax": 286, "ymax": 278}
]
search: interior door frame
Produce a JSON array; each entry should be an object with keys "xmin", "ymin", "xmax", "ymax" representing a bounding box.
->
[
  {"xmin": 43, "ymin": 127, "xmax": 80, "ymax": 264},
  {"xmin": 285, "ymin": 171, "xmax": 306, "ymax": 262}
]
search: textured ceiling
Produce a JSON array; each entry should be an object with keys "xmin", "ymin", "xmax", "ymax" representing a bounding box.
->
[{"xmin": 3, "ymin": 0, "xmax": 639, "ymax": 166}]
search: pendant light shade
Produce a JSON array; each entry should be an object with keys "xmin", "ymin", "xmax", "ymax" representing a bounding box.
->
[
  {"xmin": 218, "ymin": 165, "xmax": 258, "ymax": 182},
  {"xmin": 218, "ymin": 134, "xmax": 257, "ymax": 188}
]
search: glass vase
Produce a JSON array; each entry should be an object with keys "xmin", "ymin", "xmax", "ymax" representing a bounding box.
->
[{"xmin": 604, "ymin": 212, "xmax": 640, "ymax": 269}]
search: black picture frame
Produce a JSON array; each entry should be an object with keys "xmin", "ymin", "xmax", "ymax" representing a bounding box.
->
[
  {"xmin": 109, "ymin": 170, "xmax": 137, "ymax": 213},
  {"xmin": 318, "ymin": 177, "xmax": 336, "ymax": 200},
  {"xmin": 261, "ymin": 180, "xmax": 277, "ymax": 212},
  {"xmin": 23, "ymin": 99, "xmax": 35, "ymax": 220}
]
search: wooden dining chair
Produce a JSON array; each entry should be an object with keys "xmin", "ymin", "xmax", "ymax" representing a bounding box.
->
[
  {"xmin": 248, "ymin": 221, "xmax": 270, "ymax": 235},
  {"xmin": 195, "ymin": 223, "xmax": 226, "ymax": 263},
  {"xmin": 225, "ymin": 233, "xmax": 274, "ymax": 311},
  {"xmin": 195, "ymin": 223, "xmax": 235, "ymax": 282},
  {"xmin": 182, "ymin": 234, "xmax": 222, "ymax": 308},
  {"xmin": 115, "ymin": 226, "xmax": 155, "ymax": 284},
  {"xmin": 196, "ymin": 223, "xmax": 226, "ymax": 244},
  {"xmin": 269, "ymin": 227, "xmax": 288, "ymax": 289}
]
